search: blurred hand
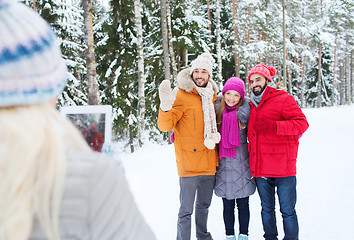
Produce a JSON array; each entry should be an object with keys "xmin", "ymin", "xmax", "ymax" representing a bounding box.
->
[{"xmin": 254, "ymin": 120, "xmax": 277, "ymax": 134}]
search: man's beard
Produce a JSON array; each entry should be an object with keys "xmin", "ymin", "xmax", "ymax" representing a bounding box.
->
[
  {"xmin": 252, "ymin": 83, "xmax": 267, "ymax": 96},
  {"xmin": 193, "ymin": 78, "xmax": 208, "ymax": 88}
]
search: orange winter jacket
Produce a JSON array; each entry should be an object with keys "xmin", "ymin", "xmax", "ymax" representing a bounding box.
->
[{"xmin": 158, "ymin": 69, "xmax": 219, "ymax": 177}]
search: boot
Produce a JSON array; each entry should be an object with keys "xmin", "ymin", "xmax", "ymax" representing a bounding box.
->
[
  {"xmin": 238, "ymin": 234, "xmax": 249, "ymax": 240},
  {"xmin": 226, "ymin": 235, "xmax": 236, "ymax": 240}
]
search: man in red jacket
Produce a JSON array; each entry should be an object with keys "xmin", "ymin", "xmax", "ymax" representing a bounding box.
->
[
  {"xmin": 88, "ymin": 124, "xmax": 104, "ymax": 152},
  {"xmin": 247, "ymin": 64, "xmax": 309, "ymax": 240}
]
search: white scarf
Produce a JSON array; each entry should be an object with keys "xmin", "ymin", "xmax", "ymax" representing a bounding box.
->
[{"xmin": 195, "ymin": 82, "xmax": 221, "ymax": 149}]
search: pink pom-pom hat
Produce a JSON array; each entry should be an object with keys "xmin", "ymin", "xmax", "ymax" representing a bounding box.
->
[{"xmin": 248, "ymin": 64, "xmax": 276, "ymax": 83}]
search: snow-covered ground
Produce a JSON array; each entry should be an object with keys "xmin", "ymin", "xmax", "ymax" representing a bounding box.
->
[{"xmin": 117, "ymin": 104, "xmax": 354, "ymax": 239}]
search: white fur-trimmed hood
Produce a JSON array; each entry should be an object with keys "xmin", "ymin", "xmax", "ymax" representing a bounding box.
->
[{"xmin": 176, "ymin": 68, "xmax": 219, "ymax": 94}]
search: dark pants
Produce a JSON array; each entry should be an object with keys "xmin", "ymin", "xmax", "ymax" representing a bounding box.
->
[
  {"xmin": 255, "ymin": 176, "xmax": 298, "ymax": 240},
  {"xmin": 177, "ymin": 175, "xmax": 215, "ymax": 240},
  {"xmin": 222, "ymin": 197, "xmax": 250, "ymax": 236}
]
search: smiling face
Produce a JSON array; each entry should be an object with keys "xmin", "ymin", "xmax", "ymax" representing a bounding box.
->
[
  {"xmin": 249, "ymin": 73, "xmax": 269, "ymax": 96},
  {"xmin": 224, "ymin": 90, "xmax": 241, "ymax": 107},
  {"xmin": 192, "ymin": 69, "xmax": 210, "ymax": 87}
]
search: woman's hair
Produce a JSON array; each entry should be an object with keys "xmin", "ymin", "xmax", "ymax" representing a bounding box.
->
[
  {"xmin": 0, "ymin": 103, "xmax": 90, "ymax": 240},
  {"xmin": 216, "ymin": 96, "xmax": 246, "ymax": 129}
]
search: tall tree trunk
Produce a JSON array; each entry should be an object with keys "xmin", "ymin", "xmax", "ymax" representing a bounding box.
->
[
  {"xmin": 264, "ymin": 33, "xmax": 268, "ymax": 64},
  {"xmin": 332, "ymin": 35, "xmax": 337, "ymax": 106},
  {"xmin": 300, "ymin": 37, "xmax": 306, "ymax": 108},
  {"xmin": 215, "ymin": 0, "xmax": 222, "ymax": 83},
  {"xmin": 207, "ymin": 0, "xmax": 212, "ymax": 48},
  {"xmin": 317, "ymin": 42, "xmax": 322, "ymax": 108},
  {"xmin": 282, "ymin": 0, "xmax": 287, "ymax": 88},
  {"xmin": 345, "ymin": 52, "xmax": 350, "ymax": 104},
  {"xmin": 161, "ymin": 0, "xmax": 170, "ymax": 80},
  {"xmin": 82, "ymin": 0, "xmax": 99, "ymax": 105},
  {"xmin": 129, "ymin": 125, "xmax": 134, "ymax": 153},
  {"xmin": 166, "ymin": 3, "xmax": 177, "ymax": 83},
  {"xmin": 301, "ymin": 55, "xmax": 305, "ymax": 107},
  {"xmin": 134, "ymin": 0, "xmax": 145, "ymax": 145},
  {"xmin": 125, "ymin": 59, "xmax": 135, "ymax": 152},
  {"xmin": 247, "ymin": 5, "xmax": 251, "ymax": 44},
  {"xmin": 245, "ymin": 5, "xmax": 252, "ymax": 93},
  {"xmin": 277, "ymin": 57, "xmax": 280, "ymax": 80},
  {"xmin": 232, "ymin": 0, "xmax": 240, "ymax": 77},
  {"xmin": 287, "ymin": 51, "xmax": 292, "ymax": 94},
  {"xmin": 346, "ymin": 50, "xmax": 352, "ymax": 104},
  {"xmin": 351, "ymin": 49, "xmax": 354, "ymax": 104},
  {"xmin": 316, "ymin": 0, "xmax": 323, "ymax": 108},
  {"xmin": 340, "ymin": 58, "xmax": 344, "ymax": 105},
  {"xmin": 182, "ymin": 49, "xmax": 188, "ymax": 67},
  {"xmin": 258, "ymin": 31, "xmax": 262, "ymax": 63}
]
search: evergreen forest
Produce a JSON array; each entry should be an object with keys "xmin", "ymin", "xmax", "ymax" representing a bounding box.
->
[{"xmin": 22, "ymin": 0, "xmax": 354, "ymax": 150}]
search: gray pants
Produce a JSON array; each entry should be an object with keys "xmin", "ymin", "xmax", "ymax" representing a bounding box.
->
[{"xmin": 177, "ymin": 175, "xmax": 215, "ymax": 240}]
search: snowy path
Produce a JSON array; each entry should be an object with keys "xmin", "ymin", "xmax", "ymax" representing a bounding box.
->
[{"xmin": 119, "ymin": 105, "xmax": 354, "ymax": 239}]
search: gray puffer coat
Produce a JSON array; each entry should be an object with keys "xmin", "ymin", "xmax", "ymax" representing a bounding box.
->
[
  {"xmin": 29, "ymin": 150, "xmax": 156, "ymax": 240},
  {"xmin": 214, "ymin": 95, "xmax": 256, "ymax": 200}
]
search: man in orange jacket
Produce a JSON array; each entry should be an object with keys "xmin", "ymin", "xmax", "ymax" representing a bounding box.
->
[{"xmin": 158, "ymin": 53, "xmax": 220, "ymax": 240}]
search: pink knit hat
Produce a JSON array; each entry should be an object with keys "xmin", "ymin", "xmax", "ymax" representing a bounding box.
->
[
  {"xmin": 247, "ymin": 64, "xmax": 276, "ymax": 83},
  {"xmin": 222, "ymin": 77, "xmax": 245, "ymax": 99}
]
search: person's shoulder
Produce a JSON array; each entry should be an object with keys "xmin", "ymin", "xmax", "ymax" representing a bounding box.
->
[
  {"xmin": 276, "ymin": 89, "xmax": 296, "ymax": 101},
  {"xmin": 66, "ymin": 150, "xmax": 123, "ymax": 179},
  {"xmin": 267, "ymin": 87, "xmax": 289, "ymax": 99},
  {"xmin": 269, "ymin": 89, "xmax": 300, "ymax": 110},
  {"xmin": 216, "ymin": 93, "xmax": 223, "ymax": 103},
  {"xmin": 242, "ymin": 96, "xmax": 250, "ymax": 105}
]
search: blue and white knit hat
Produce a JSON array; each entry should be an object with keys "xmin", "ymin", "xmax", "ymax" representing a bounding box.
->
[{"xmin": 0, "ymin": 0, "xmax": 67, "ymax": 107}]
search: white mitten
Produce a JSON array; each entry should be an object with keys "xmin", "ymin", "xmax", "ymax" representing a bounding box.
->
[
  {"xmin": 211, "ymin": 132, "xmax": 221, "ymax": 144},
  {"xmin": 159, "ymin": 80, "xmax": 175, "ymax": 111},
  {"xmin": 204, "ymin": 137, "xmax": 215, "ymax": 150},
  {"xmin": 204, "ymin": 132, "xmax": 221, "ymax": 149}
]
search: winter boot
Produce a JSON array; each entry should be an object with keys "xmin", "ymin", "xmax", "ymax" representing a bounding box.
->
[
  {"xmin": 237, "ymin": 234, "xmax": 249, "ymax": 240},
  {"xmin": 226, "ymin": 235, "xmax": 236, "ymax": 240}
]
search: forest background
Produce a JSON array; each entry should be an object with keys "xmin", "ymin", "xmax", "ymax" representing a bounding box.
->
[{"xmin": 22, "ymin": 0, "xmax": 353, "ymax": 151}]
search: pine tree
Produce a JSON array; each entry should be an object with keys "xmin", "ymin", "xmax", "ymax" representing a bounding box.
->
[
  {"xmin": 21, "ymin": 0, "xmax": 88, "ymax": 106},
  {"xmin": 95, "ymin": 0, "xmax": 140, "ymax": 151}
]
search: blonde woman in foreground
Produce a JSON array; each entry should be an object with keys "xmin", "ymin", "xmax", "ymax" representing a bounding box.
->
[{"xmin": 0, "ymin": 0, "xmax": 156, "ymax": 239}]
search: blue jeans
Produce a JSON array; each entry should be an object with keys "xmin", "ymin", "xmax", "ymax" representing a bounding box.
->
[
  {"xmin": 222, "ymin": 197, "xmax": 250, "ymax": 236},
  {"xmin": 255, "ymin": 176, "xmax": 298, "ymax": 240}
]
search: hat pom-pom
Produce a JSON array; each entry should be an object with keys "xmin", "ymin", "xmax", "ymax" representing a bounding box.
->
[
  {"xmin": 200, "ymin": 52, "xmax": 213, "ymax": 61},
  {"xmin": 268, "ymin": 66, "xmax": 277, "ymax": 77}
]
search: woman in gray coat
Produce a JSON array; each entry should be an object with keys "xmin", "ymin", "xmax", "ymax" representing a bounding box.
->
[
  {"xmin": 0, "ymin": 1, "xmax": 156, "ymax": 239},
  {"xmin": 215, "ymin": 77, "xmax": 256, "ymax": 240}
]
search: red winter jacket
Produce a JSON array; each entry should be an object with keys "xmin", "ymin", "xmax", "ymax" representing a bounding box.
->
[
  {"xmin": 89, "ymin": 132, "xmax": 104, "ymax": 152},
  {"xmin": 247, "ymin": 86, "xmax": 309, "ymax": 178}
]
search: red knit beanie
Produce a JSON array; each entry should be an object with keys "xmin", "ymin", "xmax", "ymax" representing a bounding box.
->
[
  {"xmin": 222, "ymin": 77, "xmax": 245, "ymax": 99},
  {"xmin": 248, "ymin": 64, "xmax": 276, "ymax": 83}
]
